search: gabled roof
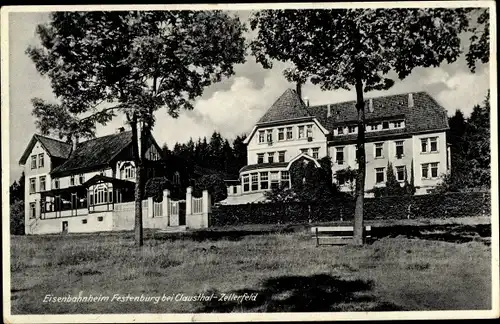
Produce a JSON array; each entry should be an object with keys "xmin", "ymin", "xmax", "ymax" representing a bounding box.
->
[
  {"xmin": 308, "ymin": 91, "xmax": 449, "ymax": 135},
  {"xmin": 19, "ymin": 134, "xmax": 72, "ymax": 165},
  {"xmin": 51, "ymin": 131, "xmax": 134, "ymax": 177},
  {"xmin": 257, "ymin": 89, "xmax": 312, "ymax": 125}
]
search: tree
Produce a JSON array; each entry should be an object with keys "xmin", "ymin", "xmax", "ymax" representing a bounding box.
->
[
  {"xmin": 194, "ymin": 174, "xmax": 228, "ymax": 203},
  {"xmin": 27, "ymin": 11, "xmax": 246, "ymax": 246},
  {"xmin": 250, "ymin": 8, "xmax": 475, "ymax": 245},
  {"xmin": 10, "ymin": 172, "xmax": 26, "ymax": 235},
  {"xmin": 466, "ymin": 8, "xmax": 490, "ymax": 72},
  {"xmin": 335, "ymin": 167, "xmax": 358, "ymax": 197}
]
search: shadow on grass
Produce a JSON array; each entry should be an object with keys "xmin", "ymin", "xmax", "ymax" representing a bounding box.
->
[
  {"xmin": 372, "ymin": 224, "xmax": 491, "ymax": 245},
  {"xmin": 197, "ymin": 274, "xmax": 403, "ymax": 312}
]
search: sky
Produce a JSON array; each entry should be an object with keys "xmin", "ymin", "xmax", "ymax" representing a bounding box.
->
[{"xmin": 6, "ymin": 10, "xmax": 491, "ymax": 181}]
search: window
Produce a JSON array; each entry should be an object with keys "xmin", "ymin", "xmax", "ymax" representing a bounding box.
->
[
  {"xmin": 348, "ymin": 125, "xmax": 356, "ymax": 134},
  {"xmin": 97, "ymin": 216, "xmax": 103, "ymax": 222},
  {"xmin": 270, "ymin": 171, "xmax": 280, "ymax": 189},
  {"xmin": 258, "ymin": 131, "xmax": 265, "ymax": 143},
  {"xmin": 369, "ymin": 124, "xmax": 379, "ymax": 131},
  {"xmin": 431, "ymin": 162, "xmax": 439, "ymax": 178},
  {"xmin": 395, "ymin": 141, "xmax": 404, "ymax": 158},
  {"xmin": 306, "ymin": 125, "xmax": 313, "ymax": 138},
  {"xmin": 260, "ymin": 172, "xmax": 269, "ymax": 190},
  {"xmin": 257, "ymin": 153, "xmax": 264, "ymax": 164},
  {"xmin": 243, "ymin": 175, "xmax": 249, "ymax": 192},
  {"xmin": 125, "ymin": 166, "xmax": 135, "ymax": 179},
  {"xmin": 278, "ymin": 151, "xmax": 286, "ymax": 163},
  {"xmin": 268, "ymin": 152, "xmax": 275, "ymax": 163},
  {"xmin": 312, "ymin": 148, "xmax": 320, "ymax": 159},
  {"xmin": 298, "ymin": 126, "xmax": 305, "ymax": 139},
  {"xmin": 38, "ymin": 153, "xmax": 44, "ymax": 168},
  {"xmin": 266, "ymin": 129, "xmax": 273, "ymax": 143},
  {"xmin": 396, "ymin": 166, "xmax": 406, "ymax": 181},
  {"xmin": 430, "ymin": 137, "xmax": 438, "ymax": 152},
  {"xmin": 300, "ymin": 148, "xmax": 309, "ymax": 155},
  {"xmin": 94, "ymin": 184, "xmax": 109, "ymax": 205},
  {"xmin": 70, "ymin": 175, "xmax": 75, "ymax": 186},
  {"xmin": 82, "ymin": 219, "xmax": 87, "ymax": 224},
  {"xmin": 281, "ymin": 171, "xmax": 290, "ymax": 188},
  {"xmin": 337, "ymin": 126, "xmax": 344, "ymax": 135},
  {"xmin": 336, "ymin": 147, "xmax": 344, "ymax": 164},
  {"xmin": 29, "ymin": 178, "xmax": 36, "ymax": 194},
  {"xmin": 278, "ymin": 128, "xmax": 285, "ymax": 141},
  {"xmin": 422, "ymin": 164, "xmax": 429, "ymax": 179},
  {"xmin": 421, "ymin": 138, "xmax": 428, "ymax": 153},
  {"xmin": 31, "ymin": 155, "xmax": 37, "ymax": 169},
  {"xmin": 286, "ymin": 127, "xmax": 293, "ymax": 140},
  {"xmin": 337, "ymin": 173, "xmax": 346, "ymax": 186},
  {"xmin": 99, "ymin": 170, "xmax": 106, "ymax": 176},
  {"xmin": 375, "ymin": 168, "xmax": 385, "ymax": 183},
  {"xmin": 375, "ymin": 143, "xmax": 383, "ymax": 158},
  {"xmin": 394, "ymin": 121, "xmax": 403, "ymax": 128},
  {"xmin": 172, "ymin": 171, "xmax": 180, "ymax": 185},
  {"xmin": 29, "ymin": 202, "xmax": 36, "ymax": 219},
  {"xmin": 79, "ymin": 174, "xmax": 85, "ymax": 185},
  {"xmin": 232, "ymin": 186, "xmax": 238, "ymax": 194},
  {"xmin": 251, "ymin": 173, "xmax": 259, "ymax": 191},
  {"xmin": 382, "ymin": 121, "xmax": 389, "ymax": 129},
  {"xmin": 54, "ymin": 178, "xmax": 60, "ymax": 189},
  {"xmin": 40, "ymin": 176, "xmax": 46, "ymax": 192}
]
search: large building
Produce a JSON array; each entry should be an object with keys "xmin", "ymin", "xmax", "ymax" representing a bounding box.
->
[
  {"xmin": 223, "ymin": 89, "xmax": 450, "ymax": 204},
  {"xmin": 18, "ymin": 128, "xmax": 197, "ymax": 234}
]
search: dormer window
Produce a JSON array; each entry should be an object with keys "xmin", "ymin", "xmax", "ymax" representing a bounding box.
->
[
  {"xmin": 337, "ymin": 127, "xmax": 344, "ymax": 135},
  {"xmin": 382, "ymin": 121, "xmax": 389, "ymax": 129},
  {"xmin": 394, "ymin": 121, "xmax": 403, "ymax": 128},
  {"xmin": 348, "ymin": 126, "xmax": 356, "ymax": 134}
]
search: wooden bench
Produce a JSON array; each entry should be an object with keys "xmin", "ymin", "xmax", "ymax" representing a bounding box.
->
[{"xmin": 311, "ymin": 226, "xmax": 372, "ymax": 246}]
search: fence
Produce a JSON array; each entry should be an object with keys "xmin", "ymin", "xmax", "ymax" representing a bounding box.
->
[{"xmin": 210, "ymin": 191, "xmax": 491, "ymax": 227}]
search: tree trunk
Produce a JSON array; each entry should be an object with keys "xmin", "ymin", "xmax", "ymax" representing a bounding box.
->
[
  {"xmin": 353, "ymin": 78, "xmax": 366, "ymax": 246},
  {"xmin": 130, "ymin": 118, "xmax": 144, "ymax": 247}
]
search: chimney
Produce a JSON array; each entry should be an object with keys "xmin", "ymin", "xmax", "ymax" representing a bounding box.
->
[
  {"xmin": 72, "ymin": 133, "xmax": 79, "ymax": 152},
  {"xmin": 368, "ymin": 98, "xmax": 374, "ymax": 113},
  {"xmin": 116, "ymin": 127, "xmax": 125, "ymax": 133},
  {"xmin": 408, "ymin": 93, "xmax": 414, "ymax": 108},
  {"xmin": 304, "ymin": 97, "xmax": 309, "ymax": 107},
  {"xmin": 327, "ymin": 104, "xmax": 332, "ymax": 117},
  {"xmin": 296, "ymin": 82, "xmax": 302, "ymax": 99}
]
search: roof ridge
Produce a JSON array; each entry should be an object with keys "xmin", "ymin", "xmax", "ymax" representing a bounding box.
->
[
  {"xmin": 34, "ymin": 133, "xmax": 70, "ymax": 145},
  {"xmin": 309, "ymin": 90, "xmax": 429, "ymax": 109}
]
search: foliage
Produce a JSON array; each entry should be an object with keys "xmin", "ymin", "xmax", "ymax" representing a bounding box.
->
[
  {"xmin": 250, "ymin": 8, "xmax": 473, "ymax": 245},
  {"xmin": 335, "ymin": 167, "xmax": 358, "ymax": 196},
  {"xmin": 194, "ymin": 174, "xmax": 228, "ymax": 203},
  {"xmin": 10, "ymin": 200, "xmax": 25, "ymax": 235},
  {"xmin": 212, "ymin": 191, "xmax": 490, "ymax": 226},
  {"xmin": 440, "ymin": 92, "xmax": 490, "ymax": 192},
  {"xmin": 28, "ymin": 11, "xmax": 246, "ymax": 245},
  {"xmin": 144, "ymin": 177, "xmax": 186, "ymax": 201},
  {"xmin": 264, "ymin": 187, "xmax": 299, "ymax": 203},
  {"xmin": 163, "ymin": 132, "xmax": 247, "ymax": 180},
  {"xmin": 466, "ymin": 8, "xmax": 490, "ymax": 72}
]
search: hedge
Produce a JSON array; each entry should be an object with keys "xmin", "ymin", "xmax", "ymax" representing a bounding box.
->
[{"xmin": 210, "ymin": 191, "xmax": 491, "ymax": 227}]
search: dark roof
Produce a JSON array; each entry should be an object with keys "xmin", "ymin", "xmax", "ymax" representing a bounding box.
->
[
  {"xmin": 51, "ymin": 131, "xmax": 133, "ymax": 177},
  {"xmin": 83, "ymin": 175, "xmax": 135, "ymax": 188},
  {"xmin": 257, "ymin": 89, "xmax": 312, "ymax": 125},
  {"xmin": 19, "ymin": 134, "xmax": 72, "ymax": 165},
  {"xmin": 240, "ymin": 162, "xmax": 289, "ymax": 173},
  {"xmin": 308, "ymin": 91, "xmax": 449, "ymax": 134}
]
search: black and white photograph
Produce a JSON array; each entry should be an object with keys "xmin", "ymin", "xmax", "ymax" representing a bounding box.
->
[{"xmin": 1, "ymin": 2, "xmax": 498, "ymax": 322}]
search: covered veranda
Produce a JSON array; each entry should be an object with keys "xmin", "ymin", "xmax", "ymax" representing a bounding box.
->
[{"xmin": 40, "ymin": 175, "xmax": 136, "ymax": 219}]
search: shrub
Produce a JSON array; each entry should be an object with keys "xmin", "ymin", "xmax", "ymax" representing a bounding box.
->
[
  {"xmin": 211, "ymin": 192, "xmax": 490, "ymax": 226},
  {"xmin": 10, "ymin": 199, "xmax": 25, "ymax": 235},
  {"xmin": 194, "ymin": 174, "xmax": 227, "ymax": 203}
]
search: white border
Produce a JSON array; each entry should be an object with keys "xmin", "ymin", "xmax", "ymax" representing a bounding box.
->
[{"xmin": 2, "ymin": 2, "xmax": 498, "ymax": 323}]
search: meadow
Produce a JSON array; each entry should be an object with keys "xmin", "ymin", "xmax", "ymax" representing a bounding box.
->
[{"xmin": 10, "ymin": 218, "xmax": 491, "ymax": 314}]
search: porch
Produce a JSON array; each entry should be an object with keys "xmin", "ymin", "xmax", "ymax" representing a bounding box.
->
[{"xmin": 40, "ymin": 175, "xmax": 136, "ymax": 219}]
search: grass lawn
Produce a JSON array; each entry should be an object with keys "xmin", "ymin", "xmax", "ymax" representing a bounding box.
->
[{"xmin": 10, "ymin": 220, "xmax": 491, "ymax": 314}]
